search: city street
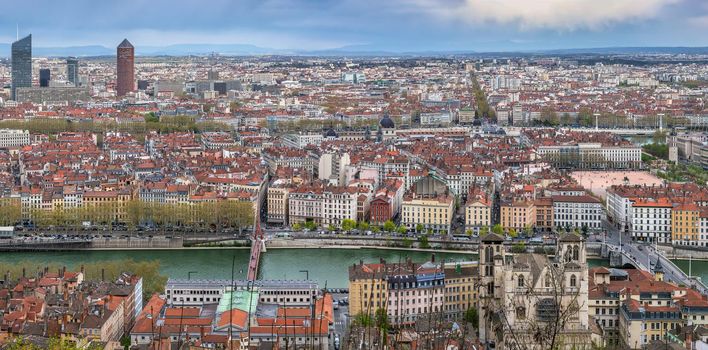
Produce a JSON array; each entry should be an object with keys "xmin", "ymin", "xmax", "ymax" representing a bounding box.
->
[{"xmin": 330, "ymin": 292, "xmax": 349, "ymax": 350}]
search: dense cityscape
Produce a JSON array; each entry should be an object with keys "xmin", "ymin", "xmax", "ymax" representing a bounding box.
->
[{"xmin": 1, "ymin": 2, "xmax": 708, "ymax": 349}]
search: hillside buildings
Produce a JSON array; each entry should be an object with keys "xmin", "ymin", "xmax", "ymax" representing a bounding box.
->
[
  {"xmin": 606, "ymin": 183, "xmax": 708, "ymax": 245},
  {"xmin": 348, "ymin": 257, "xmax": 474, "ymax": 326},
  {"xmin": 589, "ymin": 263, "xmax": 708, "ymax": 349},
  {"xmin": 0, "ymin": 269, "xmax": 143, "ymax": 346}
]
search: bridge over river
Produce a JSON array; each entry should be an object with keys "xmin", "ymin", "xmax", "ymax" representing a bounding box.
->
[{"xmin": 596, "ymin": 241, "xmax": 708, "ymax": 295}]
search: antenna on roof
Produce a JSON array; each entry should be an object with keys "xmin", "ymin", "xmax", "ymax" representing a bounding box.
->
[{"xmin": 16, "ymin": 24, "xmax": 18, "ymax": 41}]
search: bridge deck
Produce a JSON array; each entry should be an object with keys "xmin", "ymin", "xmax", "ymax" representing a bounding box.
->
[
  {"xmin": 603, "ymin": 242, "xmax": 708, "ymax": 295},
  {"xmin": 247, "ymin": 221, "xmax": 263, "ymax": 281}
]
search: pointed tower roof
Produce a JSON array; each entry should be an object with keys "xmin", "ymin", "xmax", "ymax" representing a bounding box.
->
[
  {"xmin": 654, "ymin": 258, "xmax": 664, "ymax": 273},
  {"xmin": 12, "ymin": 34, "xmax": 31, "ymax": 46},
  {"xmin": 118, "ymin": 39, "xmax": 134, "ymax": 49}
]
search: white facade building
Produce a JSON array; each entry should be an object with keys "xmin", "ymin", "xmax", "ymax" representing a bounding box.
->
[
  {"xmin": 288, "ymin": 185, "xmax": 358, "ymax": 227},
  {"xmin": 629, "ymin": 199, "xmax": 673, "ymax": 244},
  {"xmin": 552, "ymin": 195, "xmax": 604, "ymax": 231},
  {"xmin": 0, "ymin": 129, "xmax": 30, "ymax": 148},
  {"xmin": 282, "ymin": 133, "xmax": 323, "ymax": 148},
  {"xmin": 536, "ymin": 143, "xmax": 641, "ymax": 169},
  {"xmin": 165, "ymin": 279, "xmax": 319, "ymax": 307}
]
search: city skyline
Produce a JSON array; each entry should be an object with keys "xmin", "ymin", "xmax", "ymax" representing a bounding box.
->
[{"xmin": 0, "ymin": 0, "xmax": 707, "ymax": 53}]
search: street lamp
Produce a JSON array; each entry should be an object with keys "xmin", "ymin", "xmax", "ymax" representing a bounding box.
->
[{"xmin": 299, "ymin": 269, "xmax": 309, "ymax": 280}]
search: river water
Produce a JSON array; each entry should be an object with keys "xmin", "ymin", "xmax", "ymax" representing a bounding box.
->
[{"xmin": 5, "ymin": 247, "xmax": 701, "ymax": 288}]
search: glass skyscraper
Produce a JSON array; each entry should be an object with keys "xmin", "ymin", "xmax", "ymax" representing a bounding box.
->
[
  {"xmin": 11, "ymin": 34, "xmax": 32, "ymax": 100},
  {"xmin": 67, "ymin": 58, "xmax": 79, "ymax": 87},
  {"xmin": 39, "ymin": 68, "xmax": 50, "ymax": 87}
]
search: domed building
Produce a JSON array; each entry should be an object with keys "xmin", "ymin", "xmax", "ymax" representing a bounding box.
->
[
  {"xmin": 377, "ymin": 113, "xmax": 396, "ymax": 141},
  {"xmin": 380, "ymin": 113, "xmax": 395, "ymax": 129},
  {"xmin": 324, "ymin": 127, "xmax": 338, "ymax": 140}
]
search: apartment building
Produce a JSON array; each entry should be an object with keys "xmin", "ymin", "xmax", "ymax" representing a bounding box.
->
[
  {"xmin": 523, "ymin": 129, "xmax": 641, "ymax": 169},
  {"xmin": 500, "ymin": 198, "xmax": 536, "ymax": 230},
  {"xmin": 321, "ymin": 186, "xmax": 358, "ymax": 227},
  {"xmin": 700, "ymin": 207, "xmax": 708, "ymax": 247},
  {"xmin": 266, "ymin": 179, "xmax": 291, "ymax": 225},
  {"xmin": 401, "ymin": 192, "xmax": 454, "ymax": 234},
  {"xmin": 318, "ymin": 151, "xmax": 350, "ymax": 186},
  {"xmin": 552, "ymin": 195, "xmax": 603, "ymax": 231},
  {"xmin": 443, "ymin": 262, "xmax": 478, "ymax": 321},
  {"xmin": 369, "ymin": 179, "xmax": 404, "ymax": 225},
  {"xmin": 534, "ymin": 197, "xmax": 554, "ymax": 232},
  {"xmin": 287, "ymin": 183, "xmax": 357, "ymax": 227},
  {"xmin": 672, "ymin": 203, "xmax": 700, "ymax": 246},
  {"xmin": 282, "ymin": 133, "xmax": 323, "ymax": 148},
  {"xmin": 0, "ymin": 129, "xmax": 30, "ymax": 148},
  {"xmin": 535, "ymin": 143, "xmax": 642, "ymax": 169},
  {"xmin": 262, "ymin": 147, "xmax": 317, "ymax": 175},
  {"xmin": 668, "ymin": 131, "xmax": 708, "ymax": 168},
  {"xmin": 349, "ymin": 260, "xmax": 390, "ymax": 319},
  {"xmin": 630, "ymin": 198, "xmax": 673, "ymax": 244},
  {"xmin": 606, "ymin": 187, "xmax": 636, "ymax": 232},
  {"xmin": 465, "ymin": 188, "xmax": 492, "ymax": 233},
  {"xmin": 349, "ymin": 257, "xmax": 445, "ymax": 326},
  {"xmin": 589, "ymin": 263, "xmax": 708, "ymax": 350}
]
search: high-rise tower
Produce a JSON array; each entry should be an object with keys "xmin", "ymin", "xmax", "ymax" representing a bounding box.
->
[
  {"xmin": 11, "ymin": 34, "xmax": 32, "ymax": 100},
  {"xmin": 116, "ymin": 39, "xmax": 134, "ymax": 97},
  {"xmin": 39, "ymin": 68, "xmax": 50, "ymax": 87},
  {"xmin": 66, "ymin": 58, "xmax": 79, "ymax": 87}
]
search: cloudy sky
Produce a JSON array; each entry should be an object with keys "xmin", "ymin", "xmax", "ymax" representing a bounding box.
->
[{"xmin": 1, "ymin": 0, "xmax": 707, "ymax": 51}]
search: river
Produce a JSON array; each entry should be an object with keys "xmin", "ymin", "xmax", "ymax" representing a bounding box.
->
[{"xmin": 5, "ymin": 247, "xmax": 700, "ymax": 288}]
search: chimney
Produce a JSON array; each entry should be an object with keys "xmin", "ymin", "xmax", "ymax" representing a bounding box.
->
[
  {"xmin": 359, "ymin": 260, "xmax": 363, "ymax": 266},
  {"xmin": 101, "ymin": 268, "xmax": 105, "ymax": 282},
  {"xmin": 22, "ymin": 268, "xmax": 25, "ymax": 278},
  {"xmin": 62, "ymin": 266, "xmax": 66, "ymax": 278},
  {"xmin": 80, "ymin": 265, "xmax": 84, "ymax": 274},
  {"xmin": 431, "ymin": 253, "xmax": 436, "ymax": 263}
]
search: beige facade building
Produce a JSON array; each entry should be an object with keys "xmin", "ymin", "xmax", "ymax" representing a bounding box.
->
[
  {"xmin": 443, "ymin": 261, "xmax": 478, "ymax": 321},
  {"xmin": 401, "ymin": 192, "xmax": 454, "ymax": 234},
  {"xmin": 465, "ymin": 190, "xmax": 492, "ymax": 234},
  {"xmin": 266, "ymin": 180, "xmax": 291, "ymax": 225},
  {"xmin": 500, "ymin": 198, "xmax": 536, "ymax": 230}
]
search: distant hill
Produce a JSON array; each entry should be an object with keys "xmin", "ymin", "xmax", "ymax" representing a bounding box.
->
[
  {"xmin": 0, "ymin": 43, "xmax": 706, "ymax": 58},
  {"xmin": 0, "ymin": 43, "xmax": 283, "ymax": 57},
  {"xmin": 538, "ymin": 47, "xmax": 708, "ymax": 55},
  {"xmin": 139, "ymin": 44, "xmax": 282, "ymax": 56}
]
